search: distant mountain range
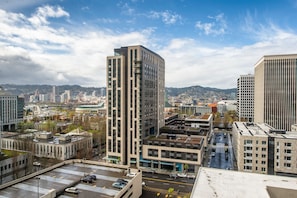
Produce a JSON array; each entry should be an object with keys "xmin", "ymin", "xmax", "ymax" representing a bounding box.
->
[
  {"xmin": 0, "ymin": 84, "xmax": 236, "ymax": 100},
  {"xmin": 166, "ymin": 86, "xmax": 236, "ymax": 99}
]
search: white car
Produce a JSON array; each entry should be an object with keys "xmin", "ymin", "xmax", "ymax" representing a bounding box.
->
[
  {"xmin": 33, "ymin": 162, "xmax": 41, "ymax": 166},
  {"xmin": 177, "ymin": 173, "xmax": 187, "ymax": 178},
  {"xmin": 126, "ymin": 172, "xmax": 136, "ymax": 177},
  {"xmin": 65, "ymin": 187, "xmax": 79, "ymax": 194}
]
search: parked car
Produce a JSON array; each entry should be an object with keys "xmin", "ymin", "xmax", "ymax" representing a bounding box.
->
[
  {"xmin": 126, "ymin": 172, "xmax": 136, "ymax": 177},
  {"xmin": 81, "ymin": 175, "xmax": 93, "ymax": 183},
  {"xmin": 33, "ymin": 162, "xmax": 41, "ymax": 166},
  {"xmin": 89, "ymin": 174, "xmax": 97, "ymax": 180},
  {"xmin": 65, "ymin": 187, "xmax": 79, "ymax": 194},
  {"xmin": 177, "ymin": 173, "xmax": 187, "ymax": 178},
  {"xmin": 116, "ymin": 178, "xmax": 128, "ymax": 184},
  {"xmin": 112, "ymin": 182, "xmax": 126, "ymax": 189}
]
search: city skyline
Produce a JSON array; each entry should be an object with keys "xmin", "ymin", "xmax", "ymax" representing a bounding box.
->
[{"xmin": 0, "ymin": 0, "xmax": 297, "ymax": 88}]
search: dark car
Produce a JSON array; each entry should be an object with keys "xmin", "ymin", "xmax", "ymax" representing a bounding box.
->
[
  {"xmin": 116, "ymin": 178, "xmax": 128, "ymax": 184},
  {"xmin": 90, "ymin": 175, "xmax": 97, "ymax": 180},
  {"xmin": 81, "ymin": 175, "xmax": 93, "ymax": 183}
]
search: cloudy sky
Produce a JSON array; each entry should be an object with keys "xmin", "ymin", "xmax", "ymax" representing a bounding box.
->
[{"xmin": 0, "ymin": 0, "xmax": 297, "ymax": 88}]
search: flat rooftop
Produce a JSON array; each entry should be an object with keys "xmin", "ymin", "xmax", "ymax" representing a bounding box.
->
[
  {"xmin": 234, "ymin": 122, "xmax": 272, "ymax": 137},
  {"xmin": 186, "ymin": 114, "xmax": 211, "ymax": 120},
  {"xmin": 234, "ymin": 122, "xmax": 297, "ymax": 140},
  {"xmin": 0, "ymin": 161, "xmax": 132, "ymax": 198},
  {"xmin": 192, "ymin": 167, "xmax": 297, "ymax": 198},
  {"xmin": 151, "ymin": 134, "xmax": 203, "ymax": 145}
]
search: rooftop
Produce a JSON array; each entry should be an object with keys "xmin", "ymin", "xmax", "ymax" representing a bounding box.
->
[
  {"xmin": 234, "ymin": 122, "xmax": 297, "ymax": 140},
  {"xmin": 192, "ymin": 167, "xmax": 297, "ymax": 198},
  {"xmin": 0, "ymin": 160, "xmax": 138, "ymax": 198},
  {"xmin": 148, "ymin": 134, "xmax": 203, "ymax": 145}
]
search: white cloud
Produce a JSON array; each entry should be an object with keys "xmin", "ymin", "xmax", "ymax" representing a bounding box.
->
[
  {"xmin": 160, "ymin": 25, "xmax": 297, "ymax": 88},
  {"xmin": 29, "ymin": 5, "xmax": 69, "ymax": 26},
  {"xmin": 149, "ymin": 10, "xmax": 182, "ymax": 25},
  {"xmin": 1, "ymin": 6, "xmax": 297, "ymax": 89},
  {"xmin": 195, "ymin": 13, "xmax": 227, "ymax": 35}
]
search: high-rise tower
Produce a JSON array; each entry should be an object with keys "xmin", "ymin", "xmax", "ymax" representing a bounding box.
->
[
  {"xmin": 254, "ymin": 54, "xmax": 297, "ymax": 130},
  {"xmin": 106, "ymin": 45, "xmax": 165, "ymax": 167},
  {"xmin": 237, "ymin": 74, "xmax": 254, "ymax": 122}
]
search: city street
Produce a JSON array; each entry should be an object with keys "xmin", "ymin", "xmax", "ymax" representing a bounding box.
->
[
  {"xmin": 141, "ymin": 172, "xmax": 194, "ymax": 197},
  {"xmin": 207, "ymin": 131, "xmax": 234, "ymax": 170}
]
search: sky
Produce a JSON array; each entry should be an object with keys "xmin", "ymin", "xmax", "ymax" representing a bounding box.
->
[{"xmin": 0, "ymin": 0, "xmax": 297, "ymax": 89}]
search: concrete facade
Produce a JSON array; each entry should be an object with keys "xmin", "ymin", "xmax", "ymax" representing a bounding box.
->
[
  {"xmin": 0, "ymin": 94, "xmax": 24, "ymax": 131},
  {"xmin": 237, "ymin": 74, "xmax": 254, "ymax": 122},
  {"xmin": 232, "ymin": 121, "xmax": 297, "ymax": 175},
  {"xmin": 106, "ymin": 45, "xmax": 165, "ymax": 168},
  {"xmin": 1, "ymin": 131, "xmax": 93, "ymax": 160},
  {"xmin": 254, "ymin": 54, "xmax": 297, "ymax": 131}
]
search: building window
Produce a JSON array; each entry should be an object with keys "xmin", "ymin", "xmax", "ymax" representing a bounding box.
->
[
  {"xmin": 284, "ymin": 156, "xmax": 291, "ymax": 161},
  {"xmin": 284, "ymin": 163, "xmax": 291, "ymax": 168},
  {"xmin": 285, "ymin": 142, "xmax": 292, "ymax": 147},
  {"xmin": 285, "ymin": 149, "xmax": 292, "ymax": 154},
  {"xmin": 262, "ymin": 141, "xmax": 266, "ymax": 145}
]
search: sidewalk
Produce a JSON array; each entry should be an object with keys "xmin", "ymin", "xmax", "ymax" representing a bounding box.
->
[{"xmin": 143, "ymin": 185, "xmax": 189, "ymax": 198}]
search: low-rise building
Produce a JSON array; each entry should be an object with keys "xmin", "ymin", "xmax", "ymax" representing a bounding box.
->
[
  {"xmin": 142, "ymin": 134, "xmax": 204, "ymax": 173},
  {"xmin": 232, "ymin": 122, "xmax": 297, "ymax": 175},
  {"xmin": 1, "ymin": 131, "xmax": 93, "ymax": 160}
]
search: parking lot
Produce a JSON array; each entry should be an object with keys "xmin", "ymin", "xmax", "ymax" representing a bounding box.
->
[{"xmin": 0, "ymin": 162, "xmax": 130, "ymax": 198}]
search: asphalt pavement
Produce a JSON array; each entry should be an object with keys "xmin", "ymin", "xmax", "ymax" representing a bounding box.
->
[{"xmin": 207, "ymin": 131, "xmax": 234, "ymax": 170}]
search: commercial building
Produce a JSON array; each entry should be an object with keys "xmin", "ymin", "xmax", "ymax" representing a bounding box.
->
[
  {"xmin": 192, "ymin": 167, "xmax": 297, "ymax": 198},
  {"xmin": 0, "ymin": 88, "xmax": 24, "ymax": 131},
  {"xmin": 142, "ymin": 133, "xmax": 204, "ymax": 173},
  {"xmin": 254, "ymin": 54, "xmax": 297, "ymax": 131},
  {"xmin": 237, "ymin": 74, "xmax": 254, "ymax": 122},
  {"xmin": 105, "ymin": 45, "xmax": 165, "ymax": 168},
  {"xmin": 232, "ymin": 121, "xmax": 297, "ymax": 175},
  {"xmin": 1, "ymin": 131, "xmax": 93, "ymax": 160},
  {"xmin": 141, "ymin": 114, "xmax": 212, "ymax": 173}
]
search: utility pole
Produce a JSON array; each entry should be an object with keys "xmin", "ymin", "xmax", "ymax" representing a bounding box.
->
[{"xmin": 35, "ymin": 177, "xmax": 40, "ymax": 198}]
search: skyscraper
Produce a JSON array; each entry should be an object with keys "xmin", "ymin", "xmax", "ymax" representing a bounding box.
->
[
  {"xmin": 237, "ymin": 74, "xmax": 254, "ymax": 122},
  {"xmin": 106, "ymin": 45, "xmax": 165, "ymax": 168},
  {"xmin": 254, "ymin": 54, "xmax": 297, "ymax": 131}
]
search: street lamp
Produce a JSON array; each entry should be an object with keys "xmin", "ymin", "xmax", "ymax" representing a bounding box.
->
[{"xmin": 35, "ymin": 177, "xmax": 40, "ymax": 198}]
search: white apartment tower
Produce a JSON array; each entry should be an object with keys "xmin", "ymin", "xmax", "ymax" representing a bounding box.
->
[
  {"xmin": 237, "ymin": 74, "xmax": 254, "ymax": 122},
  {"xmin": 254, "ymin": 54, "xmax": 297, "ymax": 131},
  {"xmin": 106, "ymin": 45, "xmax": 165, "ymax": 167}
]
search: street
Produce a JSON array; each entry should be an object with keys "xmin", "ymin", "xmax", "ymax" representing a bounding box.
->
[{"xmin": 207, "ymin": 131, "xmax": 234, "ymax": 170}]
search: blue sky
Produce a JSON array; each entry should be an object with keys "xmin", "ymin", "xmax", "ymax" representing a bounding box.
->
[{"xmin": 0, "ymin": 0, "xmax": 297, "ymax": 88}]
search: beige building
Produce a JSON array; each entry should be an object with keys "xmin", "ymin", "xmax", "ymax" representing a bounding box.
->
[
  {"xmin": 232, "ymin": 121, "xmax": 297, "ymax": 176},
  {"xmin": 142, "ymin": 134, "xmax": 204, "ymax": 173},
  {"xmin": 254, "ymin": 54, "xmax": 297, "ymax": 131},
  {"xmin": 237, "ymin": 74, "xmax": 254, "ymax": 122},
  {"xmin": 1, "ymin": 131, "xmax": 93, "ymax": 160},
  {"xmin": 106, "ymin": 45, "xmax": 165, "ymax": 168}
]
